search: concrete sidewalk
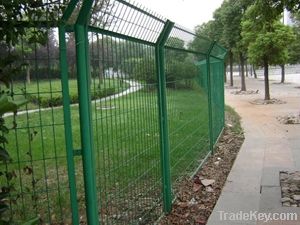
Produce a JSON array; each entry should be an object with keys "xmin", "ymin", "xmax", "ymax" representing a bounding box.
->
[{"xmin": 207, "ymin": 77, "xmax": 300, "ymax": 225}]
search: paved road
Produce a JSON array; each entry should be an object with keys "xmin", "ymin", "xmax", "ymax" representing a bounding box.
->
[
  {"xmin": 3, "ymin": 80, "xmax": 142, "ymax": 118},
  {"xmin": 207, "ymin": 77, "xmax": 300, "ymax": 225}
]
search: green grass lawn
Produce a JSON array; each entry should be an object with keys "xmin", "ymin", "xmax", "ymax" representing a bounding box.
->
[{"xmin": 2, "ymin": 81, "xmax": 211, "ymax": 224}]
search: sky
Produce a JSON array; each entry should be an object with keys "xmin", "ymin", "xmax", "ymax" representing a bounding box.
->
[{"xmin": 135, "ymin": 0, "xmax": 224, "ymax": 31}]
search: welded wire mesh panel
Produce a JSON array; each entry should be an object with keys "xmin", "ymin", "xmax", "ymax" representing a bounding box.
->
[
  {"xmin": 211, "ymin": 44, "xmax": 227, "ymax": 59},
  {"xmin": 1, "ymin": 28, "xmax": 74, "ymax": 224},
  {"xmin": 164, "ymin": 49, "xmax": 210, "ymax": 184},
  {"xmin": 87, "ymin": 0, "xmax": 166, "ymax": 43},
  {"xmin": 166, "ymin": 26, "xmax": 194, "ymax": 50},
  {"xmin": 197, "ymin": 57, "xmax": 225, "ymax": 144},
  {"xmin": 196, "ymin": 59, "xmax": 208, "ymax": 92},
  {"xmin": 166, "ymin": 25, "xmax": 212, "ymax": 55},
  {"xmin": 209, "ymin": 58, "xmax": 225, "ymax": 143},
  {"xmin": 88, "ymin": 31, "xmax": 163, "ymax": 224}
]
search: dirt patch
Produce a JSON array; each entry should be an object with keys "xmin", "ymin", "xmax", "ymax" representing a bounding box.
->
[
  {"xmin": 159, "ymin": 109, "xmax": 244, "ymax": 225},
  {"xmin": 250, "ymin": 98, "xmax": 286, "ymax": 105},
  {"xmin": 277, "ymin": 114, "xmax": 300, "ymax": 124},
  {"xmin": 259, "ymin": 79, "xmax": 276, "ymax": 82},
  {"xmin": 231, "ymin": 90, "xmax": 259, "ymax": 95},
  {"xmin": 272, "ymin": 82, "xmax": 292, "ymax": 85},
  {"xmin": 280, "ymin": 171, "xmax": 300, "ymax": 207},
  {"xmin": 294, "ymin": 86, "xmax": 300, "ymax": 89}
]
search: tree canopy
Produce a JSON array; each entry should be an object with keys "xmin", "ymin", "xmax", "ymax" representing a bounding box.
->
[
  {"xmin": 193, "ymin": 0, "xmax": 299, "ymax": 99},
  {"xmin": 240, "ymin": 0, "xmax": 296, "ymax": 99}
]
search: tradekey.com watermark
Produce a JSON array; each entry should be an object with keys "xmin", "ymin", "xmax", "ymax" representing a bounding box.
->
[{"xmin": 219, "ymin": 211, "xmax": 298, "ymax": 223}]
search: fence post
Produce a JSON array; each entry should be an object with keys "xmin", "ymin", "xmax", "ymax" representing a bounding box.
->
[
  {"xmin": 155, "ymin": 20, "xmax": 174, "ymax": 214},
  {"xmin": 74, "ymin": 1, "xmax": 100, "ymax": 225},
  {"xmin": 58, "ymin": 1, "xmax": 81, "ymax": 224},
  {"xmin": 220, "ymin": 58, "xmax": 226, "ymax": 128},
  {"xmin": 59, "ymin": 25, "xmax": 80, "ymax": 225},
  {"xmin": 207, "ymin": 41, "xmax": 216, "ymax": 153}
]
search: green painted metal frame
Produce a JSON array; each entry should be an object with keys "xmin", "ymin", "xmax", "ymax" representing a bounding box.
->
[
  {"xmin": 58, "ymin": 0, "xmax": 80, "ymax": 224},
  {"xmin": 155, "ymin": 20, "xmax": 174, "ymax": 214},
  {"xmin": 74, "ymin": 0, "xmax": 100, "ymax": 224},
  {"xmin": 221, "ymin": 50, "xmax": 227, "ymax": 127},
  {"xmin": 58, "ymin": 0, "xmax": 227, "ymax": 223}
]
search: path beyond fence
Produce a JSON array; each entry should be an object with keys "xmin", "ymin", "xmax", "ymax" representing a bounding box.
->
[{"xmin": 0, "ymin": 0, "xmax": 226, "ymax": 224}]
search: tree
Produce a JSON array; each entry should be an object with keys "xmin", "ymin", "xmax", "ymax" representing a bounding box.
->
[
  {"xmin": 0, "ymin": 1, "xmax": 62, "ymax": 46},
  {"xmin": 217, "ymin": 0, "xmax": 239, "ymax": 87},
  {"xmin": 192, "ymin": 20, "xmax": 227, "ymax": 87},
  {"xmin": 194, "ymin": 19, "xmax": 223, "ymax": 43},
  {"xmin": 219, "ymin": 0, "xmax": 253, "ymax": 91},
  {"xmin": 132, "ymin": 57, "xmax": 156, "ymax": 85},
  {"xmin": 193, "ymin": 9, "xmax": 227, "ymax": 83},
  {"xmin": 14, "ymin": 32, "xmax": 35, "ymax": 84},
  {"xmin": 193, "ymin": 0, "xmax": 253, "ymax": 88},
  {"xmin": 242, "ymin": 1, "xmax": 296, "ymax": 100},
  {"xmin": 165, "ymin": 37, "xmax": 188, "ymax": 87},
  {"xmin": 288, "ymin": 13, "xmax": 300, "ymax": 64}
]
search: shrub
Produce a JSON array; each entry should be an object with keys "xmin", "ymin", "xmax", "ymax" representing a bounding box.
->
[{"xmin": 27, "ymin": 87, "xmax": 116, "ymax": 108}]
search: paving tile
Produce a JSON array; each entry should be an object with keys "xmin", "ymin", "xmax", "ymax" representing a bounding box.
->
[
  {"xmin": 259, "ymin": 186, "xmax": 282, "ymax": 212},
  {"xmin": 207, "ymin": 192, "xmax": 260, "ymax": 225},
  {"xmin": 208, "ymin": 77, "xmax": 300, "ymax": 225},
  {"xmin": 261, "ymin": 167, "xmax": 293, "ymax": 187}
]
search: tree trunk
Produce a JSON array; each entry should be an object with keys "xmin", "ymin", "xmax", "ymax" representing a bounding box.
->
[
  {"xmin": 245, "ymin": 61, "xmax": 249, "ymax": 77},
  {"xmin": 26, "ymin": 65, "xmax": 31, "ymax": 84},
  {"xmin": 70, "ymin": 65, "xmax": 76, "ymax": 78},
  {"xmin": 229, "ymin": 51, "xmax": 233, "ymax": 86},
  {"xmin": 250, "ymin": 65, "xmax": 253, "ymax": 77},
  {"xmin": 280, "ymin": 64, "xmax": 285, "ymax": 83},
  {"xmin": 240, "ymin": 53, "xmax": 246, "ymax": 91},
  {"xmin": 253, "ymin": 65, "xmax": 257, "ymax": 79},
  {"xmin": 264, "ymin": 59, "xmax": 270, "ymax": 100}
]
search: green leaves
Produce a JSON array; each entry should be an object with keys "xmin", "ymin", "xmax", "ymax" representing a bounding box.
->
[
  {"xmin": 0, "ymin": 0, "xmax": 61, "ymax": 45},
  {"xmin": 241, "ymin": 3, "xmax": 296, "ymax": 66},
  {"xmin": 0, "ymin": 203, "xmax": 9, "ymax": 215},
  {"xmin": 0, "ymin": 90, "xmax": 27, "ymax": 222},
  {"xmin": 0, "ymin": 188, "xmax": 9, "ymax": 223},
  {"xmin": 193, "ymin": 0, "xmax": 253, "ymax": 58},
  {"xmin": 0, "ymin": 147, "xmax": 10, "ymax": 162},
  {"xmin": 0, "ymin": 55, "xmax": 21, "ymax": 88},
  {"xmin": 0, "ymin": 94, "xmax": 28, "ymax": 116}
]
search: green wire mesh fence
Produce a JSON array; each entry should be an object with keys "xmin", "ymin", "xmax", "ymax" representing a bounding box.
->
[{"xmin": 0, "ymin": 0, "xmax": 226, "ymax": 224}]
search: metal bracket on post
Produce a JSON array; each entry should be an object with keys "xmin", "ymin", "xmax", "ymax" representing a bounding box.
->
[
  {"xmin": 155, "ymin": 20, "xmax": 174, "ymax": 214},
  {"xmin": 74, "ymin": 1, "xmax": 100, "ymax": 225},
  {"xmin": 206, "ymin": 41, "xmax": 216, "ymax": 154}
]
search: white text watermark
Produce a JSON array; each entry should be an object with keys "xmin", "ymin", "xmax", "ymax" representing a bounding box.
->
[{"xmin": 219, "ymin": 211, "xmax": 298, "ymax": 222}]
